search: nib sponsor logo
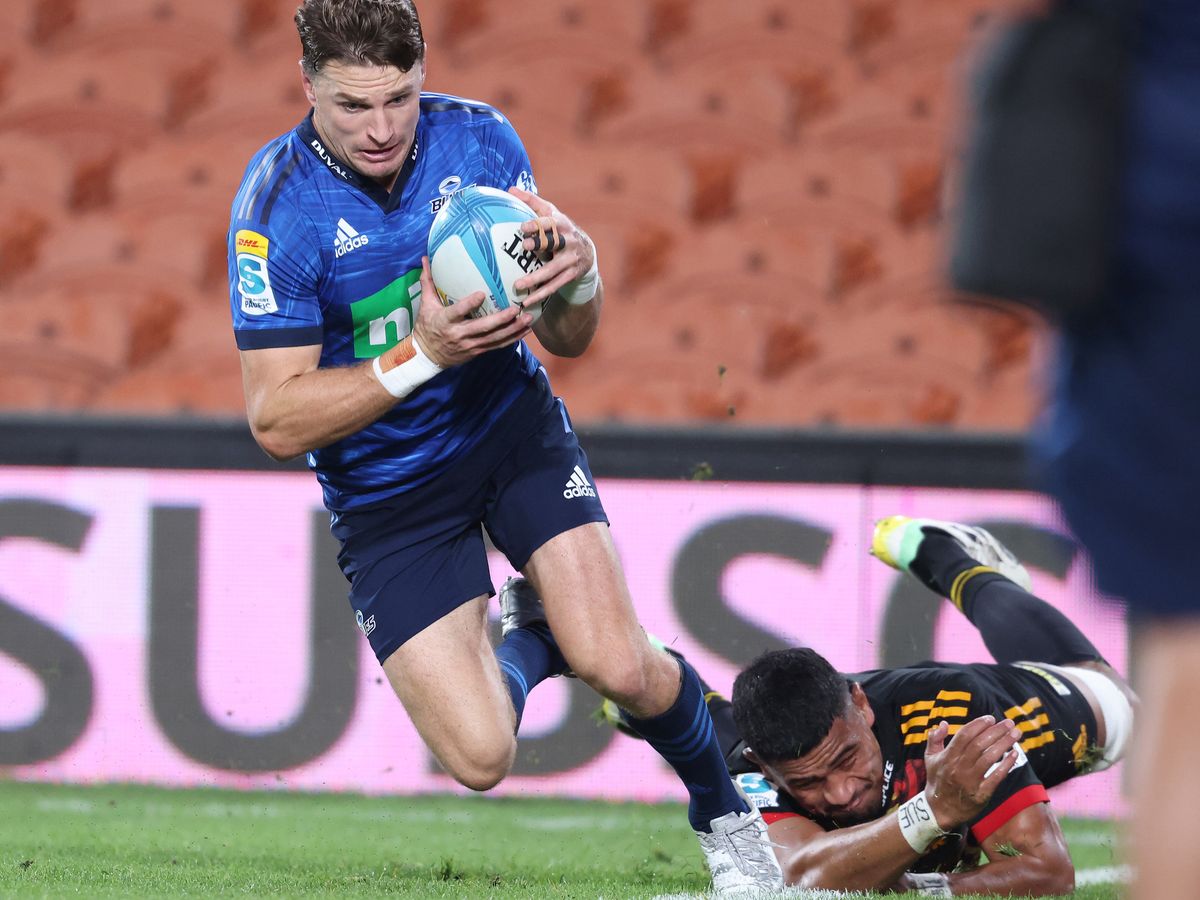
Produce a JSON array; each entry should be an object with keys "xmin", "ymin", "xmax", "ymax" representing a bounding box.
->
[
  {"xmin": 563, "ymin": 465, "xmax": 596, "ymax": 499},
  {"xmin": 334, "ymin": 218, "xmax": 369, "ymax": 258}
]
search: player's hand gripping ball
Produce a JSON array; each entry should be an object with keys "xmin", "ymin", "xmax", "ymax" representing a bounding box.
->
[{"xmin": 427, "ymin": 185, "xmax": 548, "ymax": 321}]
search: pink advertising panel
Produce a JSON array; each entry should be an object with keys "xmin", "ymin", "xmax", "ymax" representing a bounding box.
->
[{"xmin": 0, "ymin": 469, "xmax": 1128, "ymax": 818}]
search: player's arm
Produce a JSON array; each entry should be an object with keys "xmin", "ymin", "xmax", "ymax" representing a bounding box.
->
[
  {"xmin": 240, "ymin": 259, "xmax": 531, "ymax": 460},
  {"xmin": 766, "ymin": 806, "xmax": 929, "ymax": 892},
  {"xmin": 240, "ymin": 341, "xmax": 398, "ymax": 460},
  {"xmin": 507, "ymin": 186, "xmax": 603, "ymax": 358},
  {"xmin": 768, "ymin": 718, "xmax": 1023, "ymax": 891},
  {"xmin": 943, "ymin": 802, "xmax": 1074, "ymax": 896}
]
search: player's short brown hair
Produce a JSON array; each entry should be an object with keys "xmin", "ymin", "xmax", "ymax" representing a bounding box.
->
[{"xmin": 295, "ymin": 0, "xmax": 425, "ymax": 76}]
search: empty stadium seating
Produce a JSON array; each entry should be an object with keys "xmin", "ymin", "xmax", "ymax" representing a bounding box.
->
[{"xmin": 0, "ymin": 0, "xmax": 1038, "ymax": 429}]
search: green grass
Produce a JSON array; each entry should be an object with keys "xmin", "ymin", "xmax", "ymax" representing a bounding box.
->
[{"xmin": 0, "ymin": 781, "xmax": 1126, "ymax": 898}]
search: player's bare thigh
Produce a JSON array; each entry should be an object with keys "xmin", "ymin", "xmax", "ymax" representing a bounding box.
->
[
  {"xmin": 522, "ymin": 521, "xmax": 678, "ymax": 716},
  {"xmin": 381, "ymin": 594, "xmax": 517, "ymax": 791}
]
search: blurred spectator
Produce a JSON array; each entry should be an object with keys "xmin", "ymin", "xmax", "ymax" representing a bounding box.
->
[{"xmin": 950, "ymin": 2, "xmax": 1200, "ymax": 897}]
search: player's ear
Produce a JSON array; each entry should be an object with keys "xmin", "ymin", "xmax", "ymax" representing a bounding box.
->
[
  {"xmin": 300, "ymin": 61, "xmax": 318, "ymax": 106},
  {"xmin": 850, "ymin": 682, "xmax": 875, "ymax": 727}
]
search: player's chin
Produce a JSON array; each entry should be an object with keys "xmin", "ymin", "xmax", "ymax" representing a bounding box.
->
[
  {"xmin": 356, "ymin": 153, "xmax": 401, "ymax": 177},
  {"xmin": 832, "ymin": 800, "xmax": 882, "ymax": 827}
]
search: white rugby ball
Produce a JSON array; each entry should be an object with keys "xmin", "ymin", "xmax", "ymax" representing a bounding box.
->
[{"xmin": 427, "ymin": 185, "xmax": 545, "ymax": 321}]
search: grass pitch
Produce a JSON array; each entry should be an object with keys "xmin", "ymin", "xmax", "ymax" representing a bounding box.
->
[{"xmin": 0, "ymin": 781, "xmax": 1126, "ymax": 898}]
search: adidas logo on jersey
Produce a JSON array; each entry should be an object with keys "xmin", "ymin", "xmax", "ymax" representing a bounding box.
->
[
  {"xmin": 334, "ymin": 218, "xmax": 369, "ymax": 258},
  {"xmin": 563, "ymin": 465, "xmax": 597, "ymax": 499}
]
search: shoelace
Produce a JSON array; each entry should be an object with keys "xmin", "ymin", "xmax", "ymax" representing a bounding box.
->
[{"xmin": 707, "ymin": 814, "xmax": 783, "ymax": 881}]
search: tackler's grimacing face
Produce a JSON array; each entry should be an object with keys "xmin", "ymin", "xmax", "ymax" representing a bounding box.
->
[
  {"xmin": 302, "ymin": 58, "xmax": 425, "ymax": 191},
  {"xmin": 749, "ymin": 683, "xmax": 887, "ymax": 827}
]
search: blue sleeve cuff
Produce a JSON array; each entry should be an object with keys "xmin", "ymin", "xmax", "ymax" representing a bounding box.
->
[{"xmin": 235, "ymin": 325, "xmax": 324, "ymax": 350}]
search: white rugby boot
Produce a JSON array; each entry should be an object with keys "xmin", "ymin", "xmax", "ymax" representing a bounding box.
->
[
  {"xmin": 871, "ymin": 515, "xmax": 1032, "ymax": 592},
  {"xmin": 696, "ymin": 787, "xmax": 785, "ymax": 897}
]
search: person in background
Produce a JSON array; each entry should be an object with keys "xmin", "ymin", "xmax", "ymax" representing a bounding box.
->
[{"xmin": 949, "ymin": 2, "xmax": 1199, "ymax": 896}]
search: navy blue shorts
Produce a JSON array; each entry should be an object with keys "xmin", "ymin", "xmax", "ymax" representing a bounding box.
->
[{"xmin": 332, "ymin": 375, "xmax": 608, "ymax": 663}]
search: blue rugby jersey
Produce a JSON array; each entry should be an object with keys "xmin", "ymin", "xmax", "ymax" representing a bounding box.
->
[{"xmin": 228, "ymin": 93, "xmax": 544, "ymax": 513}]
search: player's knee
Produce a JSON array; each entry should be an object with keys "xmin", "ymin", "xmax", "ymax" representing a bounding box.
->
[
  {"xmin": 454, "ymin": 764, "xmax": 508, "ymax": 793},
  {"xmin": 573, "ymin": 654, "xmax": 651, "ymax": 708},
  {"xmin": 439, "ymin": 736, "xmax": 516, "ymax": 792}
]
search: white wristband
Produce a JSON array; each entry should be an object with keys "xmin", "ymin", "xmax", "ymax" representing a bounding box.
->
[
  {"xmin": 897, "ymin": 790, "xmax": 948, "ymax": 854},
  {"xmin": 372, "ymin": 335, "xmax": 443, "ymax": 399},
  {"xmin": 907, "ymin": 871, "xmax": 952, "ymax": 896},
  {"xmin": 558, "ymin": 245, "xmax": 600, "ymax": 306}
]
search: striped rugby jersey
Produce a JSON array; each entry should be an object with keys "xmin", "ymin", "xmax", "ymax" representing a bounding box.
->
[
  {"xmin": 733, "ymin": 661, "xmax": 1099, "ymax": 872},
  {"xmin": 227, "ymin": 94, "xmax": 543, "ymax": 513}
]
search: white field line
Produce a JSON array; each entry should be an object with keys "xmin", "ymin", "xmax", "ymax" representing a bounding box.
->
[
  {"xmin": 1060, "ymin": 829, "xmax": 1118, "ymax": 846},
  {"xmin": 652, "ymin": 866, "xmax": 1132, "ymax": 900},
  {"xmin": 1076, "ymin": 864, "xmax": 1133, "ymax": 886}
]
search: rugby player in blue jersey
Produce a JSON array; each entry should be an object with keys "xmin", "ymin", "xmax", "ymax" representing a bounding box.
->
[{"xmin": 226, "ymin": 1, "xmax": 781, "ymax": 893}]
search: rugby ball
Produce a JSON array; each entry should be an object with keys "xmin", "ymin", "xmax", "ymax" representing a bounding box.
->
[{"xmin": 427, "ymin": 185, "xmax": 545, "ymax": 321}]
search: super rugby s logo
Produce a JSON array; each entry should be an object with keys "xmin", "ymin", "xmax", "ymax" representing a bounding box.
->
[
  {"xmin": 334, "ymin": 218, "xmax": 369, "ymax": 258},
  {"xmin": 563, "ymin": 466, "xmax": 596, "ymax": 499}
]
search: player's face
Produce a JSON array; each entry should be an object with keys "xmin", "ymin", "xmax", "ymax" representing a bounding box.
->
[
  {"xmin": 302, "ymin": 58, "xmax": 426, "ymax": 191},
  {"xmin": 757, "ymin": 685, "xmax": 886, "ymax": 827}
]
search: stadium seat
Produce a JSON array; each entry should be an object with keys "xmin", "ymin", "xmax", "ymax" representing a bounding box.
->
[
  {"xmin": 0, "ymin": 135, "xmax": 72, "ymax": 214},
  {"xmin": 112, "ymin": 130, "xmax": 268, "ymax": 223},
  {"xmin": 2, "ymin": 46, "xmax": 175, "ymax": 123},
  {"xmin": 425, "ymin": 0, "xmax": 647, "ymax": 63},
  {"xmin": 90, "ymin": 293, "xmax": 244, "ymax": 415},
  {"xmin": 527, "ymin": 139, "xmax": 692, "ymax": 230},
  {"xmin": 103, "ymin": 205, "xmax": 230, "ymax": 291},
  {"xmin": 3, "ymin": 93, "xmax": 157, "ymax": 159},
  {"xmin": 584, "ymin": 69, "xmax": 791, "ymax": 158},
  {"xmin": 650, "ymin": 1, "xmax": 848, "ymax": 79},
  {"xmin": 180, "ymin": 93, "xmax": 311, "ymax": 150},
  {"xmin": 36, "ymin": 6, "xmax": 234, "ymax": 58}
]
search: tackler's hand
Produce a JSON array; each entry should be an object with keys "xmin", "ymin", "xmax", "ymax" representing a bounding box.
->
[{"xmin": 923, "ymin": 716, "xmax": 1022, "ymax": 829}]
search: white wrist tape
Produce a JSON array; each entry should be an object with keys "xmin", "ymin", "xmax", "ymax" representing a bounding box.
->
[
  {"xmin": 372, "ymin": 335, "xmax": 443, "ymax": 399},
  {"xmin": 897, "ymin": 790, "xmax": 948, "ymax": 854},
  {"xmin": 907, "ymin": 871, "xmax": 952, "ymax": 896},
  {"xmin": 558, "ymin": 245, "xmax": 600, "ymax": 306}
]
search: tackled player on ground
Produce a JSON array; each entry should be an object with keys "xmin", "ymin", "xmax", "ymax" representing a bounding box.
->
[{"xmin": 590, "ymin": 516, "xmax": 1138, "ymax": 896}]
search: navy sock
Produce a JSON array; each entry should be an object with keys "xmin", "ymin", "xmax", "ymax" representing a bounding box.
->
[
  {"xmin": 495, "ymin": 622, "xmax": 568, "ymax": 730},
  {"xmin": 621, "ymin": 656, "xmax": 748, "ymax": 833}
]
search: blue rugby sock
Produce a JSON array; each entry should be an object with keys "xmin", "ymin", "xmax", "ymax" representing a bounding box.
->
[
  {"xmin": 621, "ymin": 656, "xmax": 748, "ymax": 833},
  {"xmin": 495, "ymin": 622, "xmax": 568, "ymax": 731}
]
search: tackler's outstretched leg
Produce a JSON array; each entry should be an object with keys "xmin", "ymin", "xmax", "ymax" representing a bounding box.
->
[{"xmin": 871, "ymin": 516, "xmax": 1101, "ymax": 666}]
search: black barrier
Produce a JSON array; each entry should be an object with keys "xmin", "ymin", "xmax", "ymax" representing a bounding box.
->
[{"xmin": 0, "ymin": 415, "xmax": 1032, "ymax": 488}]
